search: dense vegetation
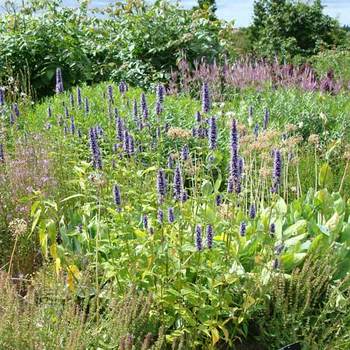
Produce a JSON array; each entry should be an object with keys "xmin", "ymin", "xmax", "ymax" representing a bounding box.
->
[{"xmin": 1, "ymin": 0, "xmax": 350, "ymax": 349}]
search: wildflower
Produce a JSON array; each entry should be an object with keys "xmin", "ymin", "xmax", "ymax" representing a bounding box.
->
[
  {"xmin": 89, "ymin": 127, "xmax": 102, "ymax": 169},
  {"xmin": 55, "ymin": 67, "xmax": 64, "ymax": 93},
  {"xmin": 141, "ymin": 93, "xmax": 148, "ymax": 120},
  {"xmin": 157, "ymin": 209, "xmax": 164, "ymax": 225},
  {"xmin": 13, "ymin": 103, "xmax": 20, "ymax": 118},
  {"xmin": 77, "ymin": 87, "xmax": 82, "ymax": 107},
  {"xmin": 195, "ymin": 224, "xmax": 202, "ymax": 251},
  {"xmin": 239, "ymin": 221, "xmax": 246, "ymax": 236},
  {"xmin": 263, "ymin": 108, "xmax": 269, "ymax": 130},
  {"xmin": 155, "ymin": 100, "xmax": 162, "ymax": 115},
  {"xmin": 113, "ymin": 184, "xmax": 121, "ymax": 207},
  {"xmin": 116, "ymin": 116, "xmax": 124, "ymax": 142},
  {"xmin": 195, "ymin": 111, "xmax": 201, "ymax": 123},
  {"xmin": 272, "ymin": 150, "xmax": 282, "ymax": 193},
  {"xmin": 156, "ymin": 84, "xmax": 165, "ymax": 104},
  {"xmin": 168, "ymin": 207, "xmax": 175, "ymax": 223},
  {"xmin": 229, "ymin": 119, "xmax": 241, "ymax": 193},
  {"xmin": 270, "ymin": 223, "xmax": 276, "ymax": 234},
  {"xmin": 142, "ymin": 214, "xmax": 148, "ymax": 230},
  {"xmin": 157, "ymin": 169, "xmax": 167, "ymax": 200},
  {"xmin": 119, "ymin": 81, "xmax": 128, "ymax": 94},
  {"xmin": 0, "ymin": 144, "xmax": 4, "ymax": 162},
  {"xmin": 215, "ymin": 194, "xmax": 222, "ymax": 206},
  {"xmin": 249, "ymin": 204, "xmax": 256, "ymax": 219},
  {"xmin": 0, "ymin": 87, "xmax": 4, "ymax": 105},
  {"xmin": 208, "ymin": 116, "xmax": 218, "ymax": 150},
  {"xmin": 173, "ymin": 163, "xmax": 183, "ymax": 201},
  {"xmin": 133, "ymin": 99, "xmax": 138, "ymax": 120},
  {"xmin": 202, "ymin": 82, "xmax": 210, "ymax": 113},
  {"xmin": 181, "ymin": 145, "xmax": 189, "ymax": 161},
  {"xmin": 206, "ymin": 224, "xmax": 213, "ymax": 249},
  {"xmin": 85, "ymin": 97, "xmax": 89, "ymax": 114},
  {"xmin": 107, "ymin": 85, "xmax": 114, "ymax": 103},
  {"xmin": 168, "ymin": 154, "xmax": 174, "ymax": 169},
  {"xmin": 181, "ymin": 190, "xmax": 188, "ymax": 202},
  {"xmin": 9, "ymin": 113, "xmax": 15, "ymax": 126},
  {"xmin": 70, "ymin": 116, "xmax": 75, "ymax": 135}
]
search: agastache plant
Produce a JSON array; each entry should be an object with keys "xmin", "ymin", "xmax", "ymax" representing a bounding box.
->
[
  {"xmin": 141, "ymin": 93, "xmax": 148, "ymax": 120},
  {"xmin": 263, "ymin": 108, "xmax": 270, "ymax": 130},
  {"xmin": 85, "ymin": 97, "xmax": 90, "ymax": 114},
  {"xmin": 157, "ymin": 169, "xmax": 167, "ymax": 201},
  {"xmin": 89, "ymin": 127, "xmax": 102, "ymax": 169},
  {"xmin": 55, "ymin": 67, "xmax": 64, "ymax": 93},
  {"xmin": 249, "ymin": 204, "xmax": 256, "ymax": 219},
  {"xmin": 157, "ymin": 209, "xmax": 164, "ymax": 225},
  {"xmin": 113, "ymin": 184, "xmax": 122, "ymax": 208},
  {"xmin": 195, "ymin": 224, "xmax": 202, "ymax": 251},
  {"xmin": 202, "ymin": 82, "xmax": 210, "ymax": 113},
  {"xmin": 77, "ymin": 87, "xmax": 82, "ymax": 107},
  {"xmin": 173, "ymin": 163, "xmax": 183, "ymax": 201},
  {"xmin": 272, "ymin": 150, "xmax": 282, "ymax": 193},
  {"xmin": 168, "ymin": 207, "xmax": 175, "ymax": 223},
  {"xmin": 0, "ymin": 88, "xmax": 5, "ymax": 106},
  {"xmin": 228, "ymin": 119, "xmax": 241, "ymax": 194},
  {"xmin": 208, "ymin": 116, "xmax": 218, "ymax": 150},
  {"xmin": 206, "ymin": 225, "xmax": 213, "ymax": 249},
  {"xmin": 239, "ymin": 221, "xmax": 247, "ymax": 237},
  {"xmin": 0, "ymin": 144, "xmax": 4, "ymax": 162}
]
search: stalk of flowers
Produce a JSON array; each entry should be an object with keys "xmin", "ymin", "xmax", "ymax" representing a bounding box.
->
[
  {"xmin": 70, "ymin": 116, "xmax": 75, "ymax": 135},
  {"xmin": 55, "ymin": 67, "xmax": 64, "ymax": 94},
  {"xmin": 70, "ymin": 93, "xmax": 74, "ymax": 107},
  {"xmin": 89, "ymin": 127, "xmax": 102, "ymax": 170},
  {"xmin": 119, "ymin": 81, "xmax": 128, "ymax": 95},
  {"xmin": 271, "ymin": 149, "xmax": 282, "ymax": 193},
  {"xmin": 0, "ymin": 143, "xmax": 4, "ymax": 162},
  {"xmin": 208, "ymin": 116, "xmax": 217, "ymax": 150},
  {"xmin": 107, "ymin": 85, "xmax": 114, "ymax": 104},
  {"xmin": 77, "ymin": 87, "xmax": 82, "ymax": 108},
  {"xmin": 141, "ymin": 93, "xmax": 148, "ymax": 120},
  {"xmin": 168, "ymin": 207, "xmax": 175, "ymax": 223},
  {"xmin": 202, "ymin": 82, "xmax": 210, "ymax": 113},
  {"xmin": 206, "ymin": 224, "xmax": 213, "ymax": 249},
  {"xmin": 116, "ymin": 116, "xmax": 124, "ymax": 142},
  {"xmin": 13, "ymin": 103, "xmax": 20, "ymax": 118},
  {"xmin": 157, "ymin": 168, "xmax": 167, "ymax": 203},
  {"xmin": 228, "ymin": 119, "xmax": 242, "ymax": 194},
  {"xmin": 0, "ymin": 87, "xmax": 5, "ymax": 106},
  {"xmin": 85, "ymin": 97, "xmax": 90, "ymax": 114},
  {"xmin": 195, "ymin": 224, "xmax": 202, "ymax": 251},
  {"xmin": 113, "ymin": 184, "xmax": 122, "ymax": 210},
  {"xmin": 173, "ymin": 163, "xmax": 184, "ymax": 201}
]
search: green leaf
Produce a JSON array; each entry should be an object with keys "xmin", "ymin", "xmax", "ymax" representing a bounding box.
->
[{"xmin": 319, "ymin": 163, "xmax": 333, "ymax": 188}]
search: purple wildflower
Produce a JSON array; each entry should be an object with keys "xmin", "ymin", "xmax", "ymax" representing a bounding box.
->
[
  {"xmin": 141, "ymin": 93, "xmax": 148, "ymax": 120},
  {"xmin": 13, "ymin": 103, "xmax": 19, "ymax": 118},
  {"xmin": 173, "ymin": 163, "xmax": 183, "ymax": 201},
  {"xmin": 249, "ymin": 204, "xmax": 256, "ymax": 219},
  {"xmin": 202, "ymin": 82, "xmax": 210, "ymax": 113},
  {"xmin": 195, "ymin": 111, "xmax": 201, "ymax": 123},
  {"xmin": 142, "ymin": 214, "xmax": 148, "ymax": 230},
  {"xmin": 208, "ymin": 116, "xmax": 218, "ymax": 150},
  {"xmin": 77, "ymin": 87, "xmax": 82, "ymax": 108},
  {"xmin": 70, "ymin": 116, "xmax": 75, "ymax": 134},
  {"xmin": 0, "ymin": 88, "xmax": 4, "ymax": 106},
  {"xmin": 156, "ymin": 84, "xmax": 165, "ymax": 104},
  {"xmin": 195, "ymin": 224, "xmax": 202, "ymax": 251},
  {"xmin": 168, "ymin": 207, "xmax": 175, "ymax": 223},
  {"xmin": 215, "ymin": 194, "xmax": 222, "ymax": 206},
  {"xmin": 133, "ymin": 99, "xmax": 138, "ymax": 120},
  {"xmin": 206, "ymin": 225, "xmax": 213, "ymax": 249},
  {"xmin": 275, "ymin": 243, "xmax": 284, "ymax": 255},
  {"xmin": 239, "ymin": 221, "xmax": 246, "ymax": 237},
  {"xmin": 229, "ymin": 119, "xmax": 241, "ymax": 194},
  {"xmin": 0, "ymin": 144, "xmax": 4, "ymax": 162},
  {"xmin": 272, "ymin": 258, "xmax": 280, "ymax": 269},
  {"xmin": 270, "ymin": 223, "xmax": 276, "ymax": 234},
  {"xmin": 263, "ymin": 108, "xmax": 269, "ymax": 130},
  {"xmin": 113, "ymin": 184, "xmax": 121, "ymax": 207},
  {"xmin": 55, "ymin": 67, "xmax": 64, "ymax": 93},
  {"xmin": 107, "ymin": 85, "xmax": 114, "ymax": 103},
  {"xmin": 157, "ymin": 209, "xmax": 164, "ymax": 225},
  {"xmin": 168, "ymin": 154, "xmax": 174, "ymax": 169},
  {"xmin": 85, "ymin": 97, "xmax": 89, "ymax": 114},
  {"xmin": 181, "ymin": 191, "xmax": 188, "ymax": 202},
  {"xmin": 89, "ymin": 127, "xmax": 102, "ymax": 169},
  {"xmin": 157, "ymin": 169, "xmax": 167, "ymax": 200},
  {"xmin": 155, "ymin": 100, "xmax": 162, "ymax": 115},
  {"xmin": 181, "ymin": 145, "xmax": 189, "ymax": 161},
  {"xmin": 116, "ymin": 117, "xmax": 124, "ymax": 142},
  {"xmin": 272, "ymin": 150, "xmax": 282, "ymax": 193}
]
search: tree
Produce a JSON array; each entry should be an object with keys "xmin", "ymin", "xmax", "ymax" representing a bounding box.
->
[
  {"xmin": 198, "ymin": 0, "xmax": 217, "ymax": 13},
  {"xmin": 250, "ymin": 0, "xmax": 346, "ymax": 58}
]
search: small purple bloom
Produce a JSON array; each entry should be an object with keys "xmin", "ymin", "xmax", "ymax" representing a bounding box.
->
[
  {"xmin": 113, "ymin": 184, "xmax": 121, "ymax": 207},
  {"xmin": 254, "ymin": 123, "xmax": 259, "ymax": 138},
  {"xmin": 156, "ymin": 84, "xmax": 165, "ymax": 104},
  {"xmin": 206, "ymin": 225, "xmax": 213, "ymax": 249},
  {"xmin": 141, "ymin": 93, "xmax": 148, "ymax": 120},
  {"xmin": 133, "ymin": 99, "xmax": 138, "ymax": 120},
  {"xmin": 70, "ymin": 93, "xmax": 74, "ymax": 107},
  {"xmin": 55, "ymin": 67, "xmax": 64, "ymax": 93},
  {"xmin": 215, "ymin": 194, "xmax": 222, "ymax": 206},
  {"xmin": 107, "ymin": 85, "xmax": 114, "ymax": 103},
  {"xmin": 181, "ymin": 145, "xmax": 189, "ymax": 161},
  {"xmin": 70, "ymin": 116, "xmax": 75, "ymax": 134},
  {"xmin": 239, "ymin": 221, "xmax": 246, "ymax": 237},
  {"xmin": 195, "ymin": 111, "xmax": 201, "ymax": 123},
  {"xmin": 13, "ymin": 103, "xmax": 19, "ymax": 118},
  {"xmin": 270, "ymin": 223, "xmax": 276, "ymax": 234},
  {"xmin": 157, "ymin": 169, "xmax": 167, "ymax": 200},
  {"xmin": 142, "ymin": 214, "xmax": 148, "ymax": 230},
  {"xmin": 272, "ymin": 258, "xmax": 280, "ymax": 269},
  {"xmin": 272, "ymin": 150, "xmax": 282, "ymax": 193},
  {"xmin": 168, "ymin": 154, "xmax": 174, "ymax": 169},
  {"xmin": 195, "ymin": 224, "xmax": 202, "ymax": 251},
  {"xmin": 155, "ymin": 100, "xmax": 162, "ymax": 115},
  {"xmin": 157, "ymin": 209, "xmax": 164, "ymax": 224},
  {"xmin": 89, "ymin": 127, "xmax": 102, "ymax": 169},
  {"xmin": 202, "ymin": 82, "xmax": 210, "ymax": 113},
  {"xmin": 9, "ymin": 113, "xmax": 15, "ymax": 126},
  {"xmin": 116, "ymin": 117, "xmax": 124, "ymax": 142},
  {"xmin": 249, "ymin": 204, "xmax": 256, "ymax": 219},
  {"xmin": 77, "ymin": 87, "xmax": 82, "ymax": 107},
  {"xmin": 181, "ymin": 191, "xmax": 188, "ymax": 202},
  {"xmin": 208, "ymin": 116, "xmax": 218, "ymax": 150},
  {"xmin": 173, "ymin": 163, "xmax": 183, "ymax": 201},
  {"xmin": 168, "ymin": 207, "xmax": 175, "ymax": 223}
]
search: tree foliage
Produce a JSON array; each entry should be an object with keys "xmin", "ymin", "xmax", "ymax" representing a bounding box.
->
[{"xmin": 250, "ymin": 0, "xmax": 346, "ymax": 58}]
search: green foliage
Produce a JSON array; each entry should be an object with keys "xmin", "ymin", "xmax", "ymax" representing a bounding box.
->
[{"xmin": 250, "ymin": 0, "xmax": 346, "ymax": 59}]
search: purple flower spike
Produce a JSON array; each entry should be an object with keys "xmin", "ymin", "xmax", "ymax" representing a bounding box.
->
[
  {"xmin": 215, "ymin": 194, "xmax": 222, "ymax": 206},
  {"xmin": 168, "ymin": 207, "xmax": 175, "ymax": 223},
  {"xmin": 157, "ymin": 209, "xmax": 164, "ymax": 225},
  {"xmin": 156, "ymin": 84, "xmax": 165, "ymax": 104},
  {"xmin": 0, "ymin": 144, "xmax": 4, "ymax": 162},
  {"xmin": 55, "ymin": 67, "xmax": 64, "ymax": 93},
  {"xmin": 13, "ymin": 103, "xmax": 19, "ymax": 118},
  {"xmin": 249, "ymin": 204, "xmax": 256, "ymax": 219},
  {"xmin": 181, "ymin": 145, "xmax": 189, "ymax": 161},
  {"xmin": 208, "ymin": 116, "xmax": 218, "ymax": 150},
  {"xmin": 85, "ymin": 97, "xmax": 90, "ymax": 114},
  {"xmin": 181, "ymin": 191, "xmax": 188, "ymax": 202},
  {"xmin": 9, "ymin": 113, "xmax": 15, "ymax": 126},
  {"xmin": 272, "ymin": 150, "xmax": 282, "ymax": 193},
  {"xmin": 254, "ymin": 123, "xmax": 259, "ymax": 138},
  {"xmin": 116, "ymin": 117, "xmax": 124, "ymax": 142},
  {"xmin": 202, "ymin": 82, "xmax": 210, "ymax": 113},
  {"xmin": 168, "ymin": 154, "xmax": 174, "ymax": 169},
  {"xmin": 155, "ymin": 100, "xmax": 162, "ymax": 115},
  {"xmin": 142, "ymin": 214, "xmax": 148, "ymax": 230},
  {"xmin": 107, "ymin": 85, "xmax": 114, "ymax": 103},
  {"xmin": 133, "ymin": 99, "xmax": 138, "ymax": 120},
  {"xmin": 195, "ymin": 224, "xmax": 202, "ymax": 251},
  {"xmin": 113, "ymin": 184, "xmax": 121, "ymax": 207},
  {"xmin": 239, "ymin": 221, "xmax": 246, "ymax": 237},
  {"xmin": 141, "ymin": 93, "xmax": 148, "ymax": 120},
  {"xmin": 173, "ymin": 163, "xmax": 183, "ymax": 201},
  {"xmin": 77, "ymin": 87, "xmax": 82, "ymax": 107},
  {"xmin": 89, "ymin": 127, "xmax": 102, "ymax": 169},
  {"xmin": 270, "ymin": 223, "xmax": 276, "ymax": 234},
  {"xmin": 157, "ymin": 169, "xmax": 167, "ymax": 200},
  {"xmin": 195, "ymin": 111, "xmax": 201, "ymax": 123},
  {"xmin": 70, "ymin": 116, "xmax": 75, "ymax": 135},
  {"xmin": 206, "ymin": 225, "xmax": 213, "ymax": 249},
  {"xmin": 263, "ymin": 108, "xmax": 270, "ymax": 130},
  {"xmin": 0, "ymin": 88, "xmax": 5, "ymax": 106}
]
